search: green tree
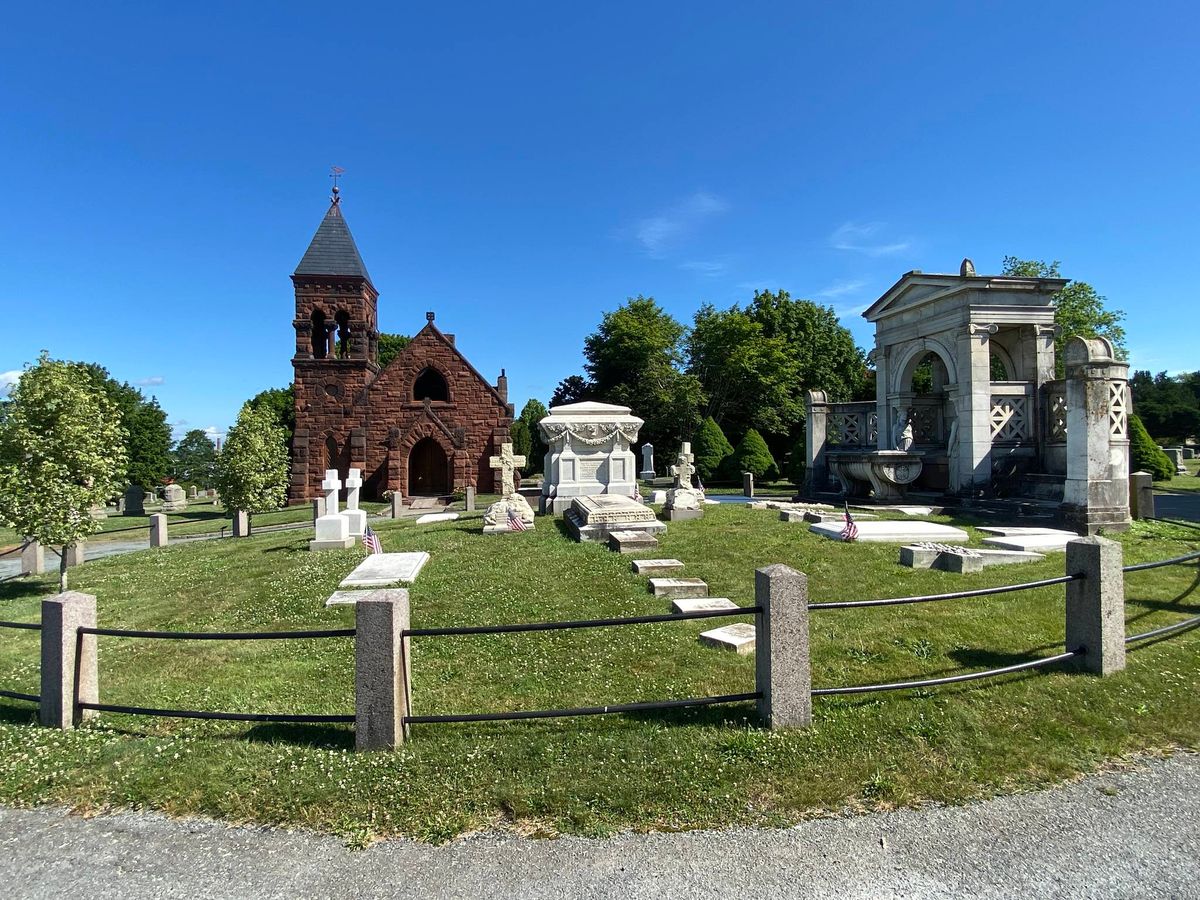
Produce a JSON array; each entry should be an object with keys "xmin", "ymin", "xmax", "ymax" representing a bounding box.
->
[
  {"xmin": 213, "ymin": 403, "xmax": 290, "ymax": 521},
  {"xmin": 549, "ymin": 375, "xmax": 593, "ymax": 407},
  {"xmin": 1131, "ymin": 370, "xmax": 1200, "ymax": 443},
  {"xmin": 731, "ymin": 428, "xmax": 779, "ymax": 480},
  {"xmin": 1128, "ymin": 413, "xmax": 1174, "ymax": 481},
  {"xmin": 785, "ymin": 433, "xmax": 806, "ymax": 487},
  {"xmin": 518, "ymin": 398, "xmax": 549, "ymax": 473},
  {"xmin": 0, "ymin": 353, "xmax": 127, "ymax": 590},
  {"xmin": 747, "ymin": 290, "xmax": 867, "ymax": 403},
  {"xmin": 171, "ymin": 429, "xmax": 218, "ymax": 487},
  {"xmin": 509, "ymin": 419, "xmax": 532, "ymax": 466},
  {"xmin": 691, "ymin": 416, "xmax": 734, "ymax": 482},
  {"xmin": 80, "ymin": 365, "xmax": 171, "ymax": 488},
  {"xmin": 377, "ymin": 333, "xmax": 411, "ymax": 369},
  {"xmin": 1001, "ymin": 257, "xmax": 1127, "ymax": 373},
  {"xmin": 247, "ymin": 386, "xmax": 296, "ymax": 454},
  {"xmin": 687, "ymin": 304, "xmax": 802, "ymax": 438},
  {"xmin": 583, "ymin": 296, "xmax": 704, "ymax": 449}
]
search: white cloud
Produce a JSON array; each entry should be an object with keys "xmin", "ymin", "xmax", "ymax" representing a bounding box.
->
[
  {"xmin": 134, "ymin": 376, "xmax": 165, "ymax": 387},
  {"xmin": 830, "ymin": 222, "xmax": 912, "ymax": 256},
  {"xmin": 679, "ymin": 260, "xmax": 727, "ymax": 277},
  {"xmin": 0, "ymin": 370, "xmax": 21, "ymax": 396},
  {"xmin": 203, "ymin": 426, "xmax": 226, "ymax": 440},
  {"xmin": 815, "ymin": 278, "xmax": 869, "ymax": 300},
  {"xmin": 627, "ymin": 192, "xmax": 728, "ymax": 258}
]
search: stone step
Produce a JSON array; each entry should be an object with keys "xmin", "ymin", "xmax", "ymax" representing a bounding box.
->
[
  {"xmin": 631, "ymin": 558, "xmax": 685, "ymax": 576},
  {"xmin": 649, "ymin": 577, "xmax": 709, "ymax": 599},
  {"xmin": 608, "ymin": 530, "xmax": 660, "ymax": 554},
  {"xmin": 671, "ymin": 597, "xmax": 739, "ymax": 614},
  {"xmin": 698, "ymin": 623, "xmax": 756, "ymax": 654}
]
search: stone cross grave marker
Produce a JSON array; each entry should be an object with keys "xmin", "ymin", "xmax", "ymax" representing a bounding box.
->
[
  {"xmin": 669, "ymin": 442, "xmax": 696, "ymax": 489},
  {"xmin": 322, "ymin": 470, "xmax": 342, "ymax": 516},
  {"xmin": 489, "ymin": 442, "xmax": 526, "ymax": 499}
]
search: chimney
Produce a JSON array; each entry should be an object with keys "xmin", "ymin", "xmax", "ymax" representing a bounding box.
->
[{"xmin": 496, "ymin": 368, "xmax": 508, "ymax": 404}]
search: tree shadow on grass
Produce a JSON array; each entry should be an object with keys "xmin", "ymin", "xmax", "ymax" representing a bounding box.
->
[
  {"xmin": 0, "ymin": 580, "xmax": 52, "ymax": 601},
  {"xmin": 0, "ymin": 701, "xmax": 40, "ymax": 725}
]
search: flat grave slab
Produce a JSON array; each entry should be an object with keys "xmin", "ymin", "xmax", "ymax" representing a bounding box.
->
[
  {"xmin": 649, "ymin": 577, "xmax": 709, "ymax": 599},
  {"xmin": 672, "ymin": 597, "xmax": 740, "ymax": 614},
  {"xmin": 810, "ymin": 520, "xmax": 969, "ymax": 543},
  {"xmin": 698, "ymin": 623, "xmax": 756, "ymax": 654},
  {"xmin": 976, "ymin": 527, "xmax": 1078, "ymax": 537},
  {"xmin": 415, "ymin": 512, "xmax": 460, "ymax": 525},
  {"xmin": 982, "ymin": 533, "xmax": 1076, "ymax": 552},
  {"xmin": 631, "ymin": 558, "xmax": 685, "ymax": 576},
  {"xmin": 325, "ymin": 590, "xmax": 373, "ymax": 607},
  {"xmin": 340, "ymin": 551, "xmax": 431, "ymax": 587},
  {"xmin": 608, "ymin": 530, "xmax": 659, "ymax": 553},
  {"xmin": 900, "ymin": 543, "xmax": 1045, "ymax": 572}
]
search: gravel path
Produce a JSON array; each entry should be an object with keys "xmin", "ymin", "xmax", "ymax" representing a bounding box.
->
[{"xmin": 2, "ymin": 753, "xmax": 1197, "ymax": 899}]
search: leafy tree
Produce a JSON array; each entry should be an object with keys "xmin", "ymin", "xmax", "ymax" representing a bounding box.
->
[
  {"xmin": 80, "ymin": 364, "xmax": 171, "ymax": 488},
  {"xmin": 691, "ymin": 416, "xmax": 734, "ymax": 482},
  {"xmin": 747, "ymin": 290, "xmax": 867, "ymax": 403},
  {"xmin": 1128, "ymin": 413, "xmax": 1174, "ymax": 481},
  {"xmin": 171, "ymin": 429, "xmax": 218, "ymax": 487},
  {"xmin": 731, "ymin": 428, "xmax": 779, "ymax": 481},
  {"xmin": 509, "ymin": 419, "xmax": 532, "ymax": 465},
  {"xmin": 583, "ymin": 296, "xmax": 705, "ymax": 450},
  {"xmin": 687, "ymin": 304, "xmax": 802, "ymax": 438},
  {"xmin": 213, "ymin": 402, "xmax": 290, "ymax": 520},
  {"xmin": 550, "ymin": 375, "xmax": 593, "ymax": 407},
  {"xmin": 247, "ymin": 386, "xmax": 295, "ymax": 453},
  {"xmin": 1001, "ymin": 257, "xmax": 1127, "ymax": 373},
  {"xmin": 785, "ymin": 433, "xmax": 806, "ymax": 487},
  {"xmin": 1131, "ymin": 370, "xmax": 1200, "ymax": 443},
  {"xmin": 518, "ymin": 398, "xmax": 549, "ymax": 473},
  {"xmin": 377, "ymin": 333, "xmax": 411, "ymax": 369},
  {"xmin": 0, "ymin": 353, "xmax": 127, "ymax": 590}
]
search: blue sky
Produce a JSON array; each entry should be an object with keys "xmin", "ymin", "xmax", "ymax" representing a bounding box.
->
[{"xmin": 2, "ymin": 2, "xmax": 1197, "ymax": 440}]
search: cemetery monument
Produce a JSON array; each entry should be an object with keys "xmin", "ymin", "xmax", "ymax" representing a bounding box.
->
[{"xmin": 483, "ymin": 442, "xmax": 536, "ymax": 533}]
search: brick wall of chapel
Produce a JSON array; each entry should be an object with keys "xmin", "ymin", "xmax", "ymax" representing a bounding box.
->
[{"xmin": 290, "ymin": 324, "xmax": 512, "ymax": 502}]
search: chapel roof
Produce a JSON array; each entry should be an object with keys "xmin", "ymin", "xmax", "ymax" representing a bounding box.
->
[{"xmin": 294, "ymin": 197, "xmax": 373, "ymax": 283}]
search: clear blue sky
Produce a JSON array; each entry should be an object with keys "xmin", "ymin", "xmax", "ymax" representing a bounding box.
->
[{"xmin": 2, "ymin": 2, "xmax": 1197, "ymax": 440}]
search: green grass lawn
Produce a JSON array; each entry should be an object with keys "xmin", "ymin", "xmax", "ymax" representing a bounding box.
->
[
  {"xmin": 1158, "ymin": 455, "xmax": 1200, "ymax": 492},
  {"xmin": 0, "ymin": 506, "xmax": 1197, "ymax": 843}
]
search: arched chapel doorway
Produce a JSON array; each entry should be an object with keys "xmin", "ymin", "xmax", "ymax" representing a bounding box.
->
[{"xmin": 409, "ymin": 437, "xmax": 450, "ymax": 496}]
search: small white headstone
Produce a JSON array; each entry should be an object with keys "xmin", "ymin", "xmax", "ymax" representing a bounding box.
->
[
  {"xmin": 649, "ymin": 577, "xmax": 709, "ymax": 598},
  {"xmin": 699, "ymin": 623, "xmax": 756, "ymax": 654},
  {"xmin": 631, "ymin": 558, "xmax": 686, "ymax": 576},
  {"xmin": 672, "ymin": 597, "xmax": 739, "ymax": 614},
  {"xmin": 343, "ymin": 467, "xmax": 366, "ymax": 538},
  {"xmin": 809, "ymin": 520, "xmax": 969, "ymax": 543}
]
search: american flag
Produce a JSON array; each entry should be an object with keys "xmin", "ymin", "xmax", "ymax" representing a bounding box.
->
[
  {"xmin": 507, "ymin": 507, "xmax": 530, "ymax": 532},
  {"xmin": 840, "ymin": 502, "xmax": 858, "ymax": 543},
  {"xmin": 362, "ymin": 525, "xmax": 383, "ymax": 554},
  {"xmin": 633, "ymin": 484, "xmax": 643, "ymax": 503}
]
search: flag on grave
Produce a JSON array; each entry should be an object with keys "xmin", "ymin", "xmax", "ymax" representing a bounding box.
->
[
  {"xmin": 507, "ymin": 507, "xmax": 530, "ymax": 532},
  {"xmin": 362, "ymin": 525, "xmax": 383, "ymax": 554},
  {"xmin": 840, "ymin": 502, "xmax": 858, "ymax": 543}
]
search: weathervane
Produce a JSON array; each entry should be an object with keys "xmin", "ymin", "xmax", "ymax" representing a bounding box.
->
[{"xmin": 330, "ymin": 165, "xmax": 345, "ymax": 204}]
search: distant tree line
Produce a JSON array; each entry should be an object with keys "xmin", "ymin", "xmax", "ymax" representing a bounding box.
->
[{"xmin": 1131, "ymin": 370, "xmax": 1200, "ymax": 444}]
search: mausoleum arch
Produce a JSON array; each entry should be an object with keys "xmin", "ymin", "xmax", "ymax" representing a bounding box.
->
[
  {"xmin": 891, "ymin": 339, "xmax": 957, "ymax": 395},
  {"xmin": 988, "ymin": 343, "xmax": 1017, "ymax": 382}
]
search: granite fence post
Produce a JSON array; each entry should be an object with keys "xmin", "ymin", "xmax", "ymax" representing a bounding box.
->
[
  {"xmin": 754, "ymin": 563, "xmax": 811, "ymax": 728},
  {"xmin": 40, "ymin": 591, "xmax": 99, "ymax": 729},
  {"xmin": 232, "ymin": 510, "xmax": 250, "ymax": 537},
  {"xmin": 355, "ymin": 589, "xmax": 412, "ymax": 750},
  {"xmin": 21, "ymin": 540, "xmax": 44, "ymax": 576},
  {"xmin": 743, "ymin": 472, "xmax": 755, "ymax": 498},
  {"xmin": 465, "ymin": 486, "xmax": 476, "ymax": 512},
  {"xmin": 1128, "ymin": 471, "xmax": 1154, "ymax": 520},
  {"xmin": 1065, "ymin": 536, "xmax": 1125, "ymax": 675},
  {"xmin": 149, "ymin": 513, "xmax": 169, "ymax": 548},
  {"xmin": 312, "ymin": 497, "xmax": 324, "ymax": 524},
  {"xmin": 390, "ymin": 493, "xmax": 404, "ymax": 519}
]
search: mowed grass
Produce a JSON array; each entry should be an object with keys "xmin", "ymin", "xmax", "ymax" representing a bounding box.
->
[
  {"xmin": 0, "ymin": 505, "xmax": 1197, "ymax": 843},
  {"xmin": 1159, "ymin": 455, "xmax": 1200, "ymax": 492}
]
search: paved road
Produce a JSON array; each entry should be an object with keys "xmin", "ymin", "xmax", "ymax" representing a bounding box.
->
[
  {"xmin": 2, "ymin": 753, "xmax": 1197, "ymax": 899},
  {"xmin": 1156, "ymin": 490, "xmax": 1200, "ymax": 524}
]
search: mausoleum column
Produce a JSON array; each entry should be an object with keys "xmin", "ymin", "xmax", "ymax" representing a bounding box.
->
[
  {"xmin": 804, "ymin": 391, "xmax": 829, "ymax": 494},
  {"xmin": 957, "ymin": 323, "xmax": 995, "ymax": 494}
]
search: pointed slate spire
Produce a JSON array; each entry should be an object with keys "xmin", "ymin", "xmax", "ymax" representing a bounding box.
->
[{"xmin": 294, "ymin": 189, "xmax": 372, "ymax": 282}]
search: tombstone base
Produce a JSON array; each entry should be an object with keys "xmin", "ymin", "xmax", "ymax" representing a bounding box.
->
[
  {"xmin": 309, "ymin": 537, "xmax": 357, "ymax": 551},
  {"xmin": 664, "ymin": 508, "xmax": 703, "ymax": 522},
  {"xmin": 608, "ymin": 530, "xmax": 659, "ymax": 553}
]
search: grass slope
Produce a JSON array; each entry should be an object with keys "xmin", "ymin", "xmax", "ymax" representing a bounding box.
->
[{"xmin": 0, "ymin": 507, "xmax": 1197, "ymax": 843}]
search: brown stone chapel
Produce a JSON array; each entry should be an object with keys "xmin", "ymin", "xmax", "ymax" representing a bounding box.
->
[{"xmin": 288, "ymin": 188, "xmax": 514, "ymax": 503}]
